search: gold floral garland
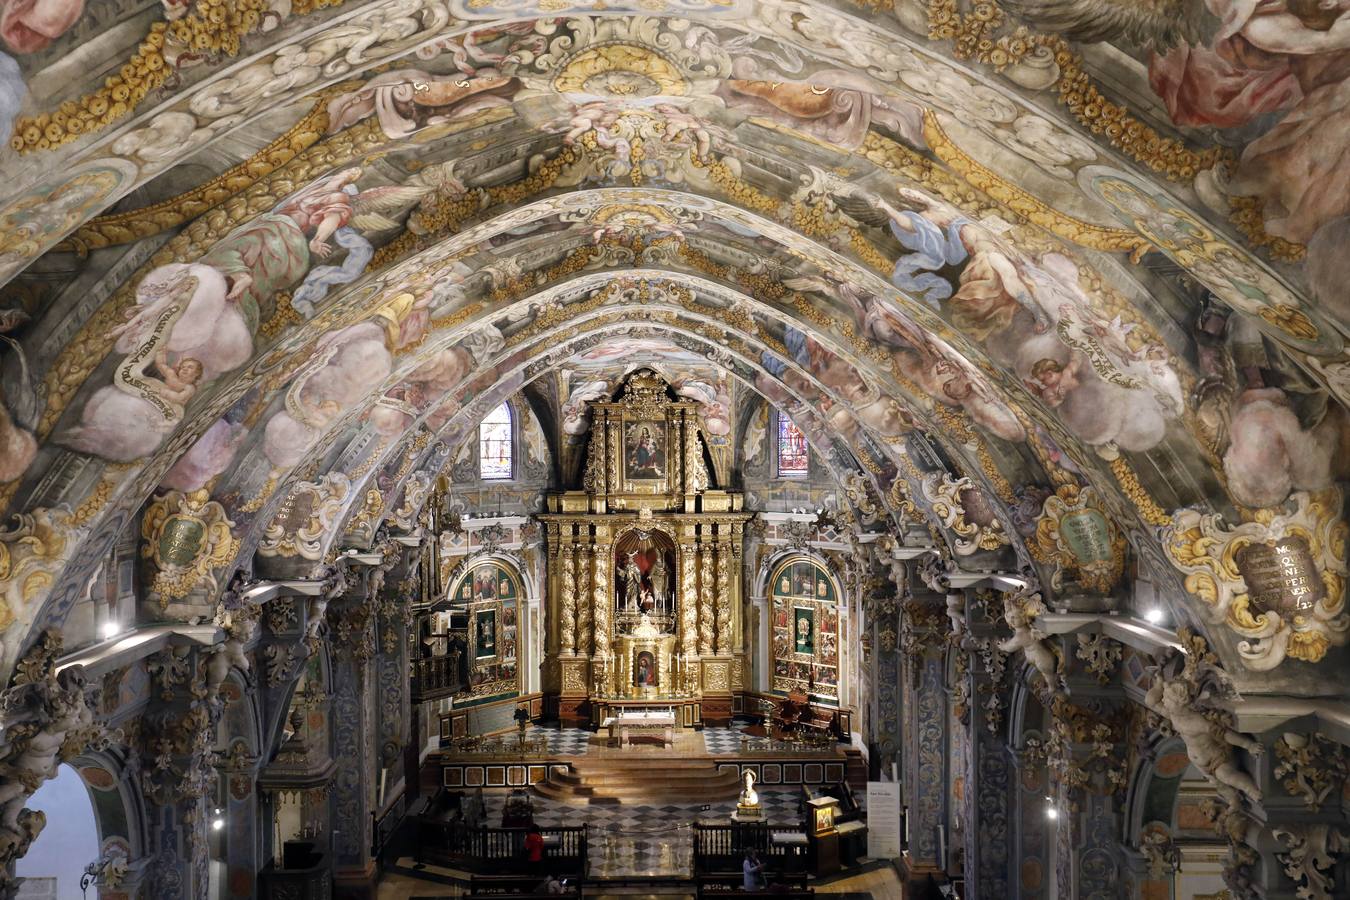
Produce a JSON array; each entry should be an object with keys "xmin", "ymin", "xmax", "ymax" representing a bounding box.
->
[
  {"xmin": 10, "ymin": 0, "xmax": 344, "ymax": 153},
  {"xmin": 54, "ymin": 88, "xmax": 351, "ymax": 252},
  {"xmin": 914, "ymin": 0, "xmax": 1304, "ymax": 259},
  {"xmin": 922, "ymin": 0, "xmax": 1225, "ymax": 181}
]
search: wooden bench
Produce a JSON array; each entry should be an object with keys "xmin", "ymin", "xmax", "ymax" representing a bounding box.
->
[
  {"xmin": 695, "ymin": 872, "xmax": 811, "ymax": 896},
  {"xmin": 466, "ymin": 873, "xmax": 585, "ymax": 896}
]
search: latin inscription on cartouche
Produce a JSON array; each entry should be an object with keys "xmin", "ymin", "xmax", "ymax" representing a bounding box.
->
[{"xmin": 1236, "ymin": 536, "xmax": 1323, "ymax": 614}]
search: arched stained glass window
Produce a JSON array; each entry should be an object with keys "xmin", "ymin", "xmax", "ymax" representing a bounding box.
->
[
  {"xmin": 777, "ymin": 412, "xmax": 808, "ymax": 478},
  {"xmin": 479, "ymin": 403, "xmax": 513, "ymax": 480}
]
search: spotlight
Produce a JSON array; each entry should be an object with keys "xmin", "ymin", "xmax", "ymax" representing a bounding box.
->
[
  {"xmin": 1045, "ymin": 806, "xmax": 1058, "ymax": 821},
  {"xmin": 212, "ymin": 817, "xmax": 225, "ymax": 831},
  {"xmin": 1145, "ymin": 608, "xmax": 1165, "ymax": 624},
  {"xmin": 101, "ymin": 622, "xmax": 120, "ymax": 641}
]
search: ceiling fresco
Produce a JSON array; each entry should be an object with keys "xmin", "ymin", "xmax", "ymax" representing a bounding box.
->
[{"xmin": 0, "ymin": 1, "xmax": 1345, "ymax": 698}]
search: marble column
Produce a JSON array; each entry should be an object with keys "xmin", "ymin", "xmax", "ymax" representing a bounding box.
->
[
  {"xmin": 955, "ymin": 593, "xmax": 1012, "ymax": 900},
  {"xmin": 1008, "ymin": 742, "xmax": 1051, "ymax": 899}
]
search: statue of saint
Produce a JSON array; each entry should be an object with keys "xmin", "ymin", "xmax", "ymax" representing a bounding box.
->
[
  {"xmin": 649, "ymin": 552, "xmax": 668, "ymax": 612},
  {"xmin": 739, "ymin": 770, "xmax": 759, "ymax": 808},
  {"xmin": 620, "ymin": 551, "xmax": 643, "ymax": 611}
]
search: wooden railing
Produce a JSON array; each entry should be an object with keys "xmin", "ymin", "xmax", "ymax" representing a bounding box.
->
[
  {"xmin": 415, "ymin": 823, "xmax": 588, "ymax": 874},
  {"xmin": 412, "ymin": 655, "xmax": 461, "ymax": 701},
  {"xmin": 692, "ymin": 823, "xmax": 808, "ymax": 876}
]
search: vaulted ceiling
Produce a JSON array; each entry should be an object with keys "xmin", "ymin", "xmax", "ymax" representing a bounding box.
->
[{"xmin": 0, "ymin": 1, "xmax": 1346, "ymax": 692}]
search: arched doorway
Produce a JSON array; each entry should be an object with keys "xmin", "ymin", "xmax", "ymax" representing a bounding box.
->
[{"xmin": 15, "ymin": 763, "xmax": 101, "ymax": 899}]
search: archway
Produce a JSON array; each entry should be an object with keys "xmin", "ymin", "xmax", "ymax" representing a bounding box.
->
[{"xmin": 15, "ymin": 764, "xmax": 100, "ymax": 900}]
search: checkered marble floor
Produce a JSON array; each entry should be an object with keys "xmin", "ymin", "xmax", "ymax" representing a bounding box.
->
[
  {"xmin": 523, "ymin": 724, "xmax": 593, "ymax": 755},
  {"xmin": 700, "ymin": 724, "xmax": 751, "ymax": 754}
]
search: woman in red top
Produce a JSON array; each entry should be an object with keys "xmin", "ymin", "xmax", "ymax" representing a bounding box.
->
[{"xmin": 524, "ymin": 824, "xmax": 545, "ymax": 865}]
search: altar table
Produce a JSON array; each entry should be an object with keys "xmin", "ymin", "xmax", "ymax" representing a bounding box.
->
[{"xmin": 602, "ymin": 710, "xmax": 676, "ymax": 747}]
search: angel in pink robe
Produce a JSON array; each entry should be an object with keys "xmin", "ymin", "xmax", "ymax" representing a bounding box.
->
[
  {"xmin": 1150, "ymin": 0, "xmax": 1350, "ymax": 243},
  {"xmin": 1, "ymin": 0, "xmax": 83, "ymax": 54}
]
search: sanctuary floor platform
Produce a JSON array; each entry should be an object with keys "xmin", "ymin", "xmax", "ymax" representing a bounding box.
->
[{"xmin": 428, "ymin": 723, "xmax": 864, "ymax": 798}]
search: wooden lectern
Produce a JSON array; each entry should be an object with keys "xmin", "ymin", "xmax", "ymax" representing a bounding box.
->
[{"xmin": 806, "ymin": 796, "xmax": 840, "ymax": 876}]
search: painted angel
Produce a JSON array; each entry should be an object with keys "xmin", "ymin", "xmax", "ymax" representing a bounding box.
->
[
  {"xmin": 1004, "ymin": 0, "xmax": 1350, "ymax": 244},
  {"xmin": 287, "ymin": 171, "xmax": 430, "ymax": 316},
  {"xmin": 877, "ymin": 188, "xmax": 1053, "ymax": 339}
]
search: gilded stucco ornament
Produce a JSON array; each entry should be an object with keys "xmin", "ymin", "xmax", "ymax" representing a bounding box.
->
[
  {"xmin": 1273, "ymin": 732, "xmax": 1348, "ymax": 813},
  {"xmin": 1163, "ymin": 489, "xmax": 1348, "ymax": 669},
  {"xmin": 1272, "ymin": 824, "xmax": 1347, "ymax": 900},
  {"xmin": 1074, "ymin": 632, "xmax": 1121, "ymax": 685},
  {"xmin": 391, "ymin": 471, "xmax": 433, "ymax": 532},
  {"xmin": 0, "ymin": 509, "xmax": 78, "ymax": 635},
  {"xmin": 1032, "ymin": 483, "xmax": 1124, "ymax": 593},
  {"xmin": 258, "ymin": 473, "xmax": 352, "ymax": 561},
  {"xmin": 920, "ymin": 471, "xmax": 1009, "ymax": 555},
  {"xmin": 141, "ymin": 490, "xmax": 240, "ymax": 606}
]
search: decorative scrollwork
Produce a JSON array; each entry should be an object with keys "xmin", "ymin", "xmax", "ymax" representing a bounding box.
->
[{"xmin": 1163, "ymin": 489, "xmax": 1348, "ymax": 669}]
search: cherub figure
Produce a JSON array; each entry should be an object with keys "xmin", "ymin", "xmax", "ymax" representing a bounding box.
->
[
  {"xmin": 0, "ymin": 667, "xmax": 94, "ymax": 841},
  {"xmin": 1144, "ymin": 639, "xmax": 1264, "ymax": 808},
  {"xmin": 997, "ymin": 590, "xmax": 1063, "ymax": 697},
  {"xmin": 206, "ymin": 603, "xmax": 258, "ymax": 696}
]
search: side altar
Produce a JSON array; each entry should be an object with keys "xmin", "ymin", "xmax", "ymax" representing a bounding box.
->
[{"xmin": 540, "ymin": 370, "xmax": 751, "ymax": 726}]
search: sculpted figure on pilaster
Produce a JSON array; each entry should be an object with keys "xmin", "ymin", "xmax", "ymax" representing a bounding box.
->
[
  {"xmin": 306, "ymin": 559, "xmax": 355, "ymax": 651},
  {"xmin": 996, "ymin": 586, "xmax": 1064, "ymax": 700},
  {"xmin": 916, "ymin": 549, "xmax": 951, "ymax": 593},
  {"xmin": 0, "ymin": 631, "xmax": 104, "ymax": 892},
  {"xmin": 205, "ymin": 602, "xmax": 259, "ymax": 697},
  {"xmin": 1145, "ymin": 630, "xmax": 1264, "ymax": 810}
]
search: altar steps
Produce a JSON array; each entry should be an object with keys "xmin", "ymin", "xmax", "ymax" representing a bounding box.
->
[{"xmin": 535, "ymin": 758, "xmax": 741, "ymax": 805}]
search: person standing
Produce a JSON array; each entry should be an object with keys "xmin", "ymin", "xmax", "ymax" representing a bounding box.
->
[{"xmin": 743, "ymin": 849, "xmax": 765, "ymax": 890}]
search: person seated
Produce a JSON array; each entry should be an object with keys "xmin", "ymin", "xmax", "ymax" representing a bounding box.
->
[{"xmin": 537, "ymin": 874, "xmax": 567, "ymax": 894}]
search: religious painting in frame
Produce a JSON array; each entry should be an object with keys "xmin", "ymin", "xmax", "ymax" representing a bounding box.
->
[
  {"xmin": 474, "ymin": 608, "xmax": 498, "ymax": 660},
  {"xmin": 633, "ymin": 649, "xmax": 658, "ymax": 687},
  {"xmin": 794, "ymin": 607, "xmax": 815, "ymax": 654},
  {"xmin": 623, "ymin": 421, "xmax": 667, "ymax": 482}
]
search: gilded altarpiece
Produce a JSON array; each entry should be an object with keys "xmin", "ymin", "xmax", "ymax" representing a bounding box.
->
[
  {"xmin": 541, "ymin": 371, "xmax": 751, "ymax": 724},
  {"xmin": 769, "ymin": 555, "xmax": 841, "ymax": 701},
  {"xmin": 445, "ymin": 560, "xmax": 522, "ymax": 700}
]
